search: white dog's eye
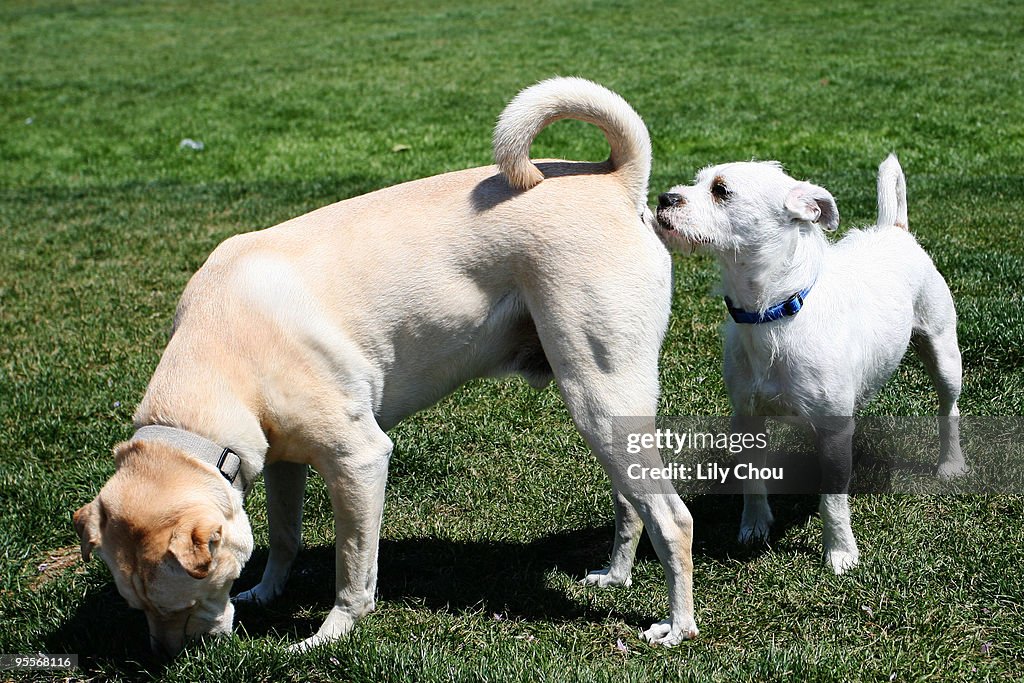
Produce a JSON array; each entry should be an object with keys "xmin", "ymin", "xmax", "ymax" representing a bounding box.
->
[{"xmin": 710, "ymin": 176, "xmax": 732, "ymax": 203}]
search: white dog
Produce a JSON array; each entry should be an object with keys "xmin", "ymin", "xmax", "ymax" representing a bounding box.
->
[
  {"xmin": 654, "ymin": 155, "xmax": 964, "ymax": 572},
  {"xmin": 73, "ymin": 77, "xmax": 699, "ymax": 656}
]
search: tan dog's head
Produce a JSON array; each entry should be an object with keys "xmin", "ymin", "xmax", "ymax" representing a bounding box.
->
[{"xmin": 74, "ymin": 440, "xmax": 253, "ymax": 657}]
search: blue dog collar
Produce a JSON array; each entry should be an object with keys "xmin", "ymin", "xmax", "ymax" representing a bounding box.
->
[{"xmin": 725, "ymin": 284, "xmax": 813, "ymax": 324}]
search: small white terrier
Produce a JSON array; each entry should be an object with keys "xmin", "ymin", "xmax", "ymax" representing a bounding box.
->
[{"xmin": 655, "ymin": 155, "xmax": 964, "ymax": 573}]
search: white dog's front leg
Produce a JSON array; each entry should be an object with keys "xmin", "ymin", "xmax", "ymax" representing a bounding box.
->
[
  {"xmin": 734, "ymin": 415, "xmax": 773, "ymax": 544},
  {"xmin": 292, "ymin": 419, "xmax": 393, "ymax": 652},
  {"xmin": 235, "ymin": 460, "xmax": 308, "ymax": 607},
  {"xmin": 816, "ymin": 418, "xmax": 858, "ymax": 573},
  {"xmin": 819, "ymin": 493, "xmax": 859, "ymax": 574},
  {"xmin": 739, "ymin": 490, "xmax": 774, "ymax": 545},
  {"xmin": 582, "ymin": 488, "xmax": 641, "ymax": 588}
]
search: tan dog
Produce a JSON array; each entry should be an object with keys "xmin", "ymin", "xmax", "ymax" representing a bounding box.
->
[{"xmin": 73, "ymin": 77, "xmax": 699, "ymax": 655}]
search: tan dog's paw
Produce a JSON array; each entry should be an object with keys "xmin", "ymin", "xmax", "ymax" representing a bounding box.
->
[
  {"xmin": 640, "ymin": 619, "xmax": 698, "ymax": 646},
  {"xmin": 288, "ymin": 606, "xmax": 359, "ymax": 653},
  {"xmin": 581, "ymin": 568, "xmax": 632, "ymax": 588}
]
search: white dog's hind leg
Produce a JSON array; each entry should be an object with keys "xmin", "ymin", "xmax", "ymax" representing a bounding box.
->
[
  {"xmin": 582, "ymin": 488, "xmax": 642, "ymax": 588},
  {"xmin": 291, "ymin": 413, "xmax": 393, "ymax": 653},
  {"xmin": 913, "ymin": 322, "xmax": 966, "ymax": 479},
  {"xmin": 235, "ymin": 461, "xmax": 307, "ymax": 606}
]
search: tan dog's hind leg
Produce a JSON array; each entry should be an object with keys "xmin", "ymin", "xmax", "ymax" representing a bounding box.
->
[
  {"xmin": 235, "ymin": 461, "xmax": 308, "ymax": 606},
  {"xmin": 526, "ymin": 257, "xmax": 698, "ymax": 645},
  {"xmin": 291, "ymin": 410, "xmax": 393, "ymax": 652}
]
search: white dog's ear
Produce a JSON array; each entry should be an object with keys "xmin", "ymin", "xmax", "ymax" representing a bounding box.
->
[
  {"xmin": 785, "ymin": 182, "xmax": 840, "ymax": 231},
  {"xmin": 73, "ymin": 498, "xmax": 103, "ymax": 562},
  {"xmin": 168, "ymin": 514, "xmax": 223, "ymax": 580}
]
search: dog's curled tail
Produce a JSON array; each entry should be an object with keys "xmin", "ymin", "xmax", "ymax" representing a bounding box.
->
[
  {"xmin": 493, "ymin": 77, "xmax": 651, "ymax": 213},
  {"xmin": 876, "ymin": 153, "xmax": 909, "ymax": 229}
]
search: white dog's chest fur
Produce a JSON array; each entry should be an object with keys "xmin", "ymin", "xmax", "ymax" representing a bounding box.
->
[{"xmin": 726, "ymin": 227, "xmax": 934, "ymax": 416}]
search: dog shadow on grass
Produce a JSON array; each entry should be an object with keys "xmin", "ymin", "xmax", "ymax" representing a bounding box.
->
[
  {"xmin": 43, "ymin": 493, "xmax": 820, "ymax": 671},
  {"xmin": 230, "ymin": 526, "xmax": 651, "ymax": 642},
  {"xmin": 230, "ymin": 493, "xmax": 821, "ymax": 642}
]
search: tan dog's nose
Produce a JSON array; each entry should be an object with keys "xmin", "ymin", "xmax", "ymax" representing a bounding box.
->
[{"xmin": 146, "ymin": 612, "xmax": 187, "ymax": 659}]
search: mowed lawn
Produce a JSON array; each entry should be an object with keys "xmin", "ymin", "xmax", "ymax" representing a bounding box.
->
[{"xmin": 2, "ymin": 0, "xmax": 1023, "ymax": 680}]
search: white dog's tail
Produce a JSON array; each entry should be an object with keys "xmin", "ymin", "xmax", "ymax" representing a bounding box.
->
[
  {"xmin": 876, "ymin": 153, "xmax": 909, "ymax": 229},
  {"xmin": 493, "ymin": 77, "xmax": 651, "ymax": 213}
]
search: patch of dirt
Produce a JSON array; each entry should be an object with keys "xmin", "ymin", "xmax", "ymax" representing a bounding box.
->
[{"xmin": 29, "ymin": 545, "xmax": 86, "ymax": 590}]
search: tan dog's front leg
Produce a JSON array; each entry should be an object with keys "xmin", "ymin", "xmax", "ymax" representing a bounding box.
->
[
  {"xmin": 235, "ymin": 461, "xmax": 308, "ymax": 606},
  {"xmin": 291, "ymin": 421, "xmax": 393, "ymax": 652}
]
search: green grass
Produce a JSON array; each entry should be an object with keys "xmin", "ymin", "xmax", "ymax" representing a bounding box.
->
[{"xmin": 2, "ymin": 0, "xmax": 1023, "ymax": 680}]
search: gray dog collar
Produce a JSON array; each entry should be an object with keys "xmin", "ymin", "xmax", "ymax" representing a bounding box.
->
[{"xmin": 132, "ymin": 425, "xmax": 245, "ymax": 492}]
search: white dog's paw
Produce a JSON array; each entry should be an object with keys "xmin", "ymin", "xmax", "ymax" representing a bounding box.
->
[
  {"xmin": 936, "ymin": 459, "xmax": 969, "ymax": 480},
  {"xmin": 738, "ymin": 519, "xmax": 772, "ymax": 545},
  {"xmin": 640, "ymin": 619, "xmax": 698, "ymax": 646},
  {"xmin": 825, "ymin": 549, "xmax": 859, "ymax": 575},
  {"xmin": 581, "ymin": 568, "xmax": 632, "ymax": 588},
  {"xmin": 738, "ymin": 507, "xmax": 774, "ymax": 544}
]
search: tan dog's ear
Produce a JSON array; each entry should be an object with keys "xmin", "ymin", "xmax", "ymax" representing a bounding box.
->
[
  {"xmin": 73, "ymin": 499, "xmax": 103, "ymax": 562},
  {"xmin": 168, "ymin": 515, "xmax": 223, "ymax": 579}
]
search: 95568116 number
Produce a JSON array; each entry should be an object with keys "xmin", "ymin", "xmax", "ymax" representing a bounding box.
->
[{"xmin": 0, "ymin": 654, "xmax": 78, "ymax": 670}]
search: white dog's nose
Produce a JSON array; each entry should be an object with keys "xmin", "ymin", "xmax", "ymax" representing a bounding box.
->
[{"xmin": 658, "ymin": 192, "xmax": 684, "ymax": 209}]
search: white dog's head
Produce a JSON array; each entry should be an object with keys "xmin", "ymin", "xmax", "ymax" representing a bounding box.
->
[
  {"xmin": 655, "ymin": 161, "xmax": 839, "ymax": 256},
  {"xmin": 73, "ymin": 440, "xmax": 253, "ymax": 657}
]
